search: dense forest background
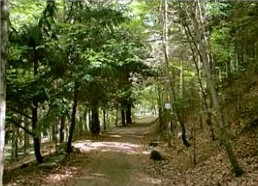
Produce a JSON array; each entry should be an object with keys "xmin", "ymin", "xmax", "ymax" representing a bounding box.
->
[{"xmin": 1, "ymin": 0, "xmax": 258, "ymax": 185}]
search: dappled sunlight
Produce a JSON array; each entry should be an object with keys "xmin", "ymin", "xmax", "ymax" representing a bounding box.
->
[
  {"xmin": 140, "ymin": 176, "xmax": 162, "ymax": 185},
  {"xmin": 73, "ymin": 140, "xmax": 148, "ymax": 155},
  {"xmin": 4, "ymin": 117, "xmax": 158, "ymax": 186},
  {"xmin": 45, "ymin": 173, "xmax": 73, "ymax": 184},
  {"xmin": 109, "ymin": 134, "xmax": 122, "ymax": 138},
  {"xmin": 45, "ymin": 167, "xmax": 78, "ymax": 184}
]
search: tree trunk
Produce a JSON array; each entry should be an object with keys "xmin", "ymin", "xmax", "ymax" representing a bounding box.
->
[
  {"xmin": 32, "ymin": 50, "xmax": 43, "ymax": 164},
  {"xmin": 180, "ymin": 6, "xmax": 215, "ymax": 140},
  {"xmin": 121, "ymin": 109, "xmax": 126, "ymax": 126},
  {"xmin": 157, "ymin": 84, "xmax": 163, "ymax": 131},
  {"xmin": 83, "ymin": 108, "xmax": 88, "ymax": 132},
  {"xmin": 11, "ymin": 124, "xmax": 18, "ymax": 160},
  {"xmin": 59, "ymin": 115, "xmax": 65, "ymax": 143},
  {"xmin": 88, "ymin": 110, "xmax": 92, "ymax": 131},
  {"xmin": 106, "ymin": 111, "xmax": 110, "ymax": 128},
  {"xmin": 189, "ymin": 0, "xmax": 243, "ymax": 176},
  {"xmin": 115, "ymin": 106, "xmax": 119, "ymax": 127},
  {"xmin": 32, "ymin": 101, "xmax": 43, "ymax": 163},
  {"xmin": 78, "ymin": 111, "xmax": 83, "ymax": 136},
  {"xmin": 66, "ymin": 85, "xmax": 78, "ymax": 154},
  {"xmin": 91, "ymin": 106, "xmax": 100, "ymax": 135},
  {"xmin": 125, "ymin": 102, "xmax": 132, "ymax": 125},
  {"xmin": 0, "ymin": 0, "xmax": 8, "ymax": 184},
  {"xmin": 23, "ymin": 117, "xmax": 30, "ymax": 155},
  {"xmin": 161, "ymin": 0, "xmax": 173, "ymax": 146},
  {"xmin": 51, "ymin": 124, "xmax": 57, "ymax": 152},
  {"xmin": 162, "ymin": 0, "xmax": 191, "ymax": 148},
  {"xmin": 103, "ymin": 109, "xmax": 106, "ymax": 130}
]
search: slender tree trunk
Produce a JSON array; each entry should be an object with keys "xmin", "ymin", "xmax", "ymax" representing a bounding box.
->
[
  {"xmin": 162, "ymin": 0, "xmax": 190, "ymax": 147},
  {"xmin": 11, "ymin": 124, "xmax": 18, "ymax": 160},
  {"xmin": 88, "ymin": 110, "xmax": 92, "ymax": 131},
  {"xmin": 78, "ymin": 111, "xmax": 83, "ymax": 136},
  {"xmin": 180, "ymin": 8, "xmax": 215, "ymax": 140},
  {"xmin": 189, "ymin": 1, "xmax": 243, "ymax": 176},
  {"xmin": 66, "ymin": 85, "xmax": 78, "ymax": 154},
  {"xmin": 106, "ymin": 110, "xmax": 110, "ymax": 128},
  {"xmin": 115, "ymin": 106, "xmax": 119, "ymax": 127},
  {"xmin": 83, "ymin": 108, "xmax": 88, "ymax": 132},
  {"xmin": 32, "ymin": 51, "xmax": 43, "ymax": 164},
  {"xmin": 91, "ymin": 106, "xmax": 100, "ymax": 135},
  {"xmin": 0, "ymin": 1, "xmax": 8, "ymax": 183},
  {"xmin": 59, "ymin": 115, "xmax": 65, "ymax": 143},
  {"xmin": 121, "ymin": 108, "xmax": 126, "ymax": 126},
  {"xmin": 157, "ymin": 83, "xmax": 163, "ymax": 130},
  {"xmin": 162, "ymin": 0, "xmax": 173, "ymax": 147},
  {"xmin": 103, "ymin": 109, "xmax": 106, "ymax": 130},
  {"xmin": 125, "ymin": 102, "xmax": 132, "ymax": 125},
  {"xmin": 32, "ymin": 100, "xmax": 43, "ymax": 163},
  {"xmin": 23, "ymin": 117, "xmax": 30, "ymax": 155},
  {"xmin": 51, "ymin": 124, "xmax": 57, "ymax": 152}
]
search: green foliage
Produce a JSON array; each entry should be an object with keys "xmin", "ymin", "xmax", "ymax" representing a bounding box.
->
[
  {"xmin": 210, "ymin": 26, "xmax": 231, "ymax": 65},
  {"xmin": 7, "ymin": 0, "xmax": 153, "ymax": 138}
]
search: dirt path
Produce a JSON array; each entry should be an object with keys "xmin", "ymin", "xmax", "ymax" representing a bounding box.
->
[{"xmin": 65, "ymin": 117, "xmax": 162, "ymax": 186}]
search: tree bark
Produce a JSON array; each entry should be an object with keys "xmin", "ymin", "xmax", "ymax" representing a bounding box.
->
[
  {"xmin": 66, "ymin": 85, "xmax": 78, "ymax": 154},
  {"xmin": 32, "ymin": 48, "xmax": 43, "ymax": 164},
  {"xmin": 11, "ymin": 124, "xmax": 18, "ymax": 160},
  {"xmin": 83, "ymin": 108, "xmax": 88, "ymax": 132},
  {"xmin": 91, "ymin": 106, "xmax": 100, "ymax": 135},
  {"xmin": 115, "ymin": 106, "xmax": 119, "ymax": 127},
  {"xmin": 121, "ymin": 108, "xmax": 126, "ymax": 126},
  {"xmin": 59, "ymin": 115, "xmax": 65, "ymax": 143},
  {"xmin": 103, "ymin": 109, "xmax": 106, "ymax": 130},
  {"xmin": 24, "ymin": 117, "xmax": 30, "ymax": 155},
  {"xmin": 32, "ymin": 100, "xmax": 43, "ymax": 163},
  {"xmin": 0, "ymin": 1, "xmax": 8, "ymax": 183},
  {"xmin": 125, "ymin": 102, "xmax": 132, "ymax": 125}
]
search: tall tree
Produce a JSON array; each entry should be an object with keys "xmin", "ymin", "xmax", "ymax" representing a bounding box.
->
[
  {"xmin": 182, "ymin": 0, "xmax": 243, "ymax": 176},
  {"xmin": 0, "ymin": 0, "xmax": 9, "ymax": 184}
]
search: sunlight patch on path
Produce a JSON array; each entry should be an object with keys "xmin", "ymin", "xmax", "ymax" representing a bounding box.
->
[
  {"xmin": 73, "ymin": 140, "xmax": 148, "ymax": 155},
  {"xmin": 139, "ymin": 176, "xmax": 163, "ymax": 185},
  {"xmin": 45, "ymin": 167, "xmax": 78, "ymax": 184}
]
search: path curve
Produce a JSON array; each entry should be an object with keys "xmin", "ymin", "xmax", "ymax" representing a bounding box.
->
[{"xmin": 66, "ymin": 117, "xmax": 161, "ymax": 186}]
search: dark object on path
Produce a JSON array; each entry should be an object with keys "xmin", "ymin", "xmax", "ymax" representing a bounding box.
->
[
  {"xmin": 149, "ymin": 139, "xmax": 159, "ymax": 147},
  {"xmin": 20, "ymin": 163, "xmax": 29, "ymax": 169},
  {"xmin": 150, "ymin": 150, "xmax": 165, "ymax": 161}
]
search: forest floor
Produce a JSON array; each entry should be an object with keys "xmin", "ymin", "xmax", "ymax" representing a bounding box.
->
[
  {"xmin": 3, "ymin": 116, "xmax": 161, "ymax": 186},
  {"xmin": 4, "ymin": 116, "xmax": 258, "ymax": 186}
]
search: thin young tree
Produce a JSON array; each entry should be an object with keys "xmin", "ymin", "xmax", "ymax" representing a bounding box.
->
[
  {"xmin": 161, "ymin": 0, "xmax": 191, "ymax": 147},
  {"xmin": 183, "ymin": 1, "xmax": 243, "ymax": 176}
]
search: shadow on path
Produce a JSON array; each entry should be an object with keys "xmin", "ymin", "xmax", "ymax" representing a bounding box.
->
[{"xmin": 64, "ymin": 116, "xmax": 161, "ymax": 186}]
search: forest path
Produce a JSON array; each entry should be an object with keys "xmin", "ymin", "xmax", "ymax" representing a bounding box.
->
[{"xmin": 65, "ymin": 116, "xmax": 162, "ymax": 186}]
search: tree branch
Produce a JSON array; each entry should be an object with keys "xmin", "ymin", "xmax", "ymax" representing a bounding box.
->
[
  {"xmin": 7, "ymin": 118, "xmax": 35, "ymax": 137},
  {"xmin": 7, "ymin": 106, "xmax": 32, "ymax": 120}
]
